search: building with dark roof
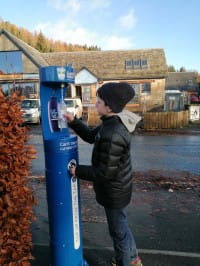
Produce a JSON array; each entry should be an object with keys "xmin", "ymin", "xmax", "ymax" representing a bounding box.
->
[
  {"xmin": 166, "ymin": 72, "xmax": 199, "ymax": 92},
  {"xmin": 0, "ymin": 28, "xmax": 169, "ymax": 113}
]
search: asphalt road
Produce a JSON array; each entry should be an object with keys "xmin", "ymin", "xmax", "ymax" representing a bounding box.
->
[
  {"xmin": 28, "ymin": 124, "xmax": 200, "ymax": 176},
  {"xmin": 27, "ymin": 124, "xmax": 200, "ymax": 266}
]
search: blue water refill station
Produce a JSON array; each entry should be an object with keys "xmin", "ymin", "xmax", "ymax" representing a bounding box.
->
[{"xmin": 40, "ymin": 66, "xmax": 88, "ymax": 266}]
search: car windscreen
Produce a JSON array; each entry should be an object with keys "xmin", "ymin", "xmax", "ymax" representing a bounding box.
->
[
  {"xmin": 64, "ymin": 100, "xmax": 74, "ymax": 107},
  {"xmin": 21, "ymin": 100, "xmax": 38, "ymax": 108}
]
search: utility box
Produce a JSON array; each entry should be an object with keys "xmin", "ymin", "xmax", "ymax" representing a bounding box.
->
[{"xmin": 164, "ymin": 90, "xmax": 183, "ymax": 111}]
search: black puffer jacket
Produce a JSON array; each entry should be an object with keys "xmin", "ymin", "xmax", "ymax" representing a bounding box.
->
[{"xmin": 69, "ymin": 115, "xmax": 133, "ymax": 209}]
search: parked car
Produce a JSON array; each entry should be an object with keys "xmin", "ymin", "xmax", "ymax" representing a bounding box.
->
[
  {"xmin": 190, "ymin": 95, "xmax": 200, "ymax": 104},
  {"xmin": 64, "ymin": 98, "xmax": 83, "ymax": 119},
  {"xmin": 21, "ymin": 99, "xmax": 41, "ymax": 124}
]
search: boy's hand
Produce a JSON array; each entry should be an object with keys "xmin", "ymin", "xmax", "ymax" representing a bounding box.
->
[{"xmin": 64, "ymin": 111, "xmax": 74, "ymax": 123}]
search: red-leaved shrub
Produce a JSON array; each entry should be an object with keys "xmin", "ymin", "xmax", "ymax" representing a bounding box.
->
[{"xmin": 0, "ymin": 89, "xmax": 37, "ymax": 266}]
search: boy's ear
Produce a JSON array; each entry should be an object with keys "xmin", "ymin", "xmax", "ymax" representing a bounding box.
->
[{"xmin": 106, "ymin": 105, "xmax": 112, "ymax": 113}]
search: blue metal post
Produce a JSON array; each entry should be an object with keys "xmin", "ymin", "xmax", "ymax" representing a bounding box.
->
[{"xmin": 39, "ymin": 66, "xmax": 88, "ymax": 266}]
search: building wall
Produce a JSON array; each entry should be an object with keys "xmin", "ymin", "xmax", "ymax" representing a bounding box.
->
[
  {"xmin": 22, "ymin": 54, "xmax": 39, "ymax": 73},
  {"xmin": 0, "ymin": 35, "xmax": 39, "ymax": 73},
  {"xmin": 0, "ymin": 33, "xmax": 167, "ymax": 111},
  {"xmin": 67, "ymin": 75, "xmax": 165, "ymax": 113},
  {"xmin": 166, "ymin": 72, "xmax": 199, "ymax": 91},
  {"xmin": 146, "ymin": 79, "xmax": 165, "ymax": 110},
  {"xmin": 0, "ymin": 34, "xmax": 17, "ymax": 51},
  {"xmin": 99, "ymin": 78, "xmax": 165, "ymax": 113}
]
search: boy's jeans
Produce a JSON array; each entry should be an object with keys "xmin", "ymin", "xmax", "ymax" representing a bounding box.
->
[{"xmin": 105, "ymin": 207, "xmax": 138, "ymax": 266}]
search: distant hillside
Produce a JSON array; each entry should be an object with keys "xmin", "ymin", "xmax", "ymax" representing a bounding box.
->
[{"xmin": 0, "ymin": 19, "xmax": 101, "ymax": 52}]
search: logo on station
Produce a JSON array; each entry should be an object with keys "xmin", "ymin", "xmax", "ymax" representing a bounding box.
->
[
  {"xmin": 66, "ymin": 64, "xmax": 75, "ymax": 81},
  {"xmin": 57, "ymin": 67, "xmax": 66, "ymax": 80},
  {"xmin": 67, "ymin": 159, "xmax": 77, "ymax": 177},
  {"xmin": 72, "ymin": 176, "xmax": 77, "ymax": 183},
  {"xmin": 50, "ymin": 108, "xmax": 58, "ymax": 119}
]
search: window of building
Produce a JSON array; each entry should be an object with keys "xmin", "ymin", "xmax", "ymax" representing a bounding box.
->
[
  {"xmin": 76, "ymin": 86, "xmax": 82, "ymax": 98},
  {"xmin": 65, "ymin": 84, "xmax": 72, "ymax": 98},
  {"xmin": 188, "ymin": 79, "xmax": 193, "ymax": 86},
  {"xmin": 0, "ymin": 51, "xmax": 23, "ymax": 74},
  {"xmin": 129, "ymin": 84, "xmax": 139, "ymax": 103},
  {"xmin": 0, "ymin": 82, "xmax": 38, "ymax": 97},
  {"xmin": 141, "ymin": 83, "xmax": 151, "ymax": 95},
  {"xmin": 125, "ymin": 58, "xmax": 148, "ymax": 70},
  {"xmin": 133, "ymin": 60, "xmax": 141, "ymax": 69},
  {"xmin": 141, "ymin": 59, "xmax": 148, "ymax": 69},
  {"xmin": 83, "ymin": 86, "xmax": 91, "ymax": 102},
  {"xmin": 0, "ymin": 83, "xmax": 13, "ymax": 96}
]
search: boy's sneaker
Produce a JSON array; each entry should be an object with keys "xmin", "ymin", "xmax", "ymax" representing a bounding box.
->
[
  {"xmin": 111, "ymin": 256, "xmax": 143, "ymax": 266},
  {"xmin": 130, "ymin": 257, "xmax": 143, "ymax": 266}
]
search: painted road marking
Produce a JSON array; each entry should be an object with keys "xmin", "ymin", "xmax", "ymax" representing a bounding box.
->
[{"xmin": 33, "ymin": 244, "xmax": 200, "ymax": 258}]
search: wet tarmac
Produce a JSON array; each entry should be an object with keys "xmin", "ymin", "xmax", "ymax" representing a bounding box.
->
[
  {"xmin": 131, "ymin": 135, "xmax": 200, "ymax": 174},
  {"xmin": 30, "ymin": 177, "xmax": 200, "ymax": 266},
  {"xmin": 27, "ymin": 124, "xmax": 200, "ymax": 266},
  {"xmin": 29, "ymin": 125, "xmax": 200, "ymax": 176}
]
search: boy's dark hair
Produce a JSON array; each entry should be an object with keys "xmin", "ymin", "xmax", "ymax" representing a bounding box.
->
[{"xmin": 97, "ymin": 82, "xmax": 135, "ymax": 113}]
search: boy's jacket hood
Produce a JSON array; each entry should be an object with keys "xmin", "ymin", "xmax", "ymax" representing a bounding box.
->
[{"xmin": 117, "ymin": 110, "xmax": 141, "ymax": 132}]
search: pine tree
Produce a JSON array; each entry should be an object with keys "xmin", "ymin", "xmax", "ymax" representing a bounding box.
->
[
  {"xmin": 35, "ymin": 31, "xmax": 48, "ymax": 52},
  {"xmin": 168, "ymin": 65, "xmax": 176, "ymax": 72}
]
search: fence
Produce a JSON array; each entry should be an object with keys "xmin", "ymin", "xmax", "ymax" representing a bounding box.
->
[
  {"xmin": 144, "ymin": 111, "xmax": 189, "ymax": 129},
  {"xmin": 87, "ymin": 107, "xmax": 101, "ymax": 127},
  {"xmin": 87, "ymin": 108, "xmax": 189, "ymax": 129}
]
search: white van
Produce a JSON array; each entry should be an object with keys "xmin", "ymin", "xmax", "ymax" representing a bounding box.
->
[
  {"xmin": 64, "ymin": 98, "xmax": 83, "ymax": 119},
  {"xmin": 21, "ymin": 99, "xmax": 41, "ymax": 124}
]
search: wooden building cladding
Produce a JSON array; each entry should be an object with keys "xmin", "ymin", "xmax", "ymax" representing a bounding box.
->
[
  {"xmin": 74, "ymin": 77, "xmax": 166, "ymax": 114},
  {"xmin": 125, "ymin": 78, "xmax": 166, "ymax": 113}
]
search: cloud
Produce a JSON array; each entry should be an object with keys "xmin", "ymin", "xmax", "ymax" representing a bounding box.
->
[
  {"xmin": 35, "ymin": 20, "xmax": 99, "ymax": 46},
  {"xmin": 67, "ymin": 0, "xmax": 81, "ymax": 12},
  {"xmin": 34, "ymin": 19, "xmax": 135, "ymax": 50},
  {"xmin": 119, "ymin": 9, "xmax": 137, "ymax": 30},
  {"xmin": 47, "ymin": 0, "xmax": 81, "ymax": 12},
  {"xmin": 47, "ymin": 0, "xmax": 110, "ymax": 12},
  {"xmin": 100, "ymin": 35, "xmax": 135, "ymax": 50},
  {"xmin": 90, "ymin": 0, "xmax": 111, "ymax": 9}
]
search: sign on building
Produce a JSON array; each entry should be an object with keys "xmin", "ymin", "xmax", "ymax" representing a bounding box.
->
[{"xmin": 189, "ymin": 105, "xmax": 200, "ymax": 121}]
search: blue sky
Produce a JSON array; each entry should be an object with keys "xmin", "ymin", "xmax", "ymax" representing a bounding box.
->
[{"xmin": 1, "ymin": 0, "xmax": 200, "ymax": 72}]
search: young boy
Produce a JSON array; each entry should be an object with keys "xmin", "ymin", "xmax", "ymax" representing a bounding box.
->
[{"xmin": 65, "ymin": 82, "xmax": 142, "ymax": 266}]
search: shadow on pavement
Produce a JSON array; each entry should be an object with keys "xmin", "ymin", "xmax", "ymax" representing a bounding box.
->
[
  {"xmin": 30, "ymin": 171, "xmax": 200, "ymax": 266},
  {"xmin": 31, "ymin": 245, "xmax": 200, "ymax": 266}
]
